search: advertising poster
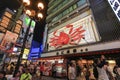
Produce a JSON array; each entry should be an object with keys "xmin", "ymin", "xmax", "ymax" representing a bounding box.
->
[
  {"xmin": 22, "ymin": 48, "xmax": 29, "ymax": 59},
  {"xmin": 0, "ymin": 31, "xmax": 18, "ymax": 49}
]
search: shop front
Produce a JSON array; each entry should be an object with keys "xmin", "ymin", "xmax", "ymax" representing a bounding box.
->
[{"xmin": 38, "ymin": 56, "xmax": 67, "ymax": 78}]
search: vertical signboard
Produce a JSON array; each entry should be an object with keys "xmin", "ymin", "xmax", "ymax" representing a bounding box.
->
[
  {"xmin": 108, "ymin": 0, "xmax": 120, "ymax": 21},
  {"xmin": 19, "ymin": 14, "xmax": 36, "ymax": 48},
  {"xmin": 28, "ymin": 40, "xmax": 41, "ymax": 60},
  {"xmin": 22, "ymin": 48, "xmax": 29, "ymax": 59},
  {"xmin": 14, "ymin": 19, "xmax": 23, "ymax": 34},
  {"xmin": 0, "ymin": 9, "xmax": 13, "ymax": 32}
]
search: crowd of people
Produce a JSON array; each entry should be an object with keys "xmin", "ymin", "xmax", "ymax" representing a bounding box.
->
[
  {"xmin": 0, "ymin": 61, "xmax": 65, "ymax": 80},
  {"xmin": 68, "ymin": 55, "xmax": 120, "ymax": 80},
  {"xmin": 0, "ymin": 62, "xmax": 43, "ymax": 80},
  {"xmin": 0, "ymin": 55, "xmax": 120, "ymax": 80}
]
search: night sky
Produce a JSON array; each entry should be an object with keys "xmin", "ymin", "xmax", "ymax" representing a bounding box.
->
[{"xmin": 0, "ymin": 0, "xmax": 48, "ymax": 43}]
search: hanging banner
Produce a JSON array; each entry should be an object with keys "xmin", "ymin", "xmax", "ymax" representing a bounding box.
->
[{"xmin": 108, "ymin": 0, "xmax": 120, "ymax": 21}]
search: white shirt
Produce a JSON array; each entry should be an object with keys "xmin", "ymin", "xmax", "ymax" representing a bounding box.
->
[
  {"xmin": 68, "ymin": 66, "xmax": 76, "ymax": 79},
  {"xmin": 97, "ymin": 67, "xmax": 109, "ymax": 80}
]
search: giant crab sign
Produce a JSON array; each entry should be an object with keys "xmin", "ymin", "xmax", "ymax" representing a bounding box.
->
[{"xmin": 49, "ymin": 24, "xmax": 85, "ymax": 48}]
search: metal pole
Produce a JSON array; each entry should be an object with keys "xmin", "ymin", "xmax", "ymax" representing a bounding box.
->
[
  {"xmin": 10, "ymin": 4, "xmax": 24, "ymax": 31},
  {"xmin": 13, "ymin": 18, "xmax": 32, "ymax": 77}
]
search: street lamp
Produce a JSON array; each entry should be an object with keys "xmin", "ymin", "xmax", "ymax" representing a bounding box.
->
[
  {"xmin": 9, "ymin": 0, "xmax": 30, "ymax": 32},
  {"xmin": 23, "ymin": 0, "xmax": 30, "ymax": 6},
  {"xmin": 13, "ymin": 0, "xmax": 30, "ymax": 21},
  {"xmin": 13, "ymin": 0, "xmax": 44, "ymax": 77}
]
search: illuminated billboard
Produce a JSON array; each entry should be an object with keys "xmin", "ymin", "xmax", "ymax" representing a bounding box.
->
[
  {"xmin": 0, "ymin": 31, "xmax": 18, "ymax": 48},
  {"xmin": 17, "ymin": 14, "xmax": 36, "ymax": 48},
  {"xmin": 28, "ymin": 40, "xmax": 42, "ymax": 60},
  {"xmin": 22, "ymin": 14, "xmax": 36, "ymax": 33},
  {"xmin": 47, "ymin": 15, "xmax": 100, "ymax": 51},
  {"xmin": 0, "ymin": 8, "xmax": 13, "ymax": 33},
  {"xmin": 22, "ymin": 48, "xmax": 29, "ymax": 59},
  {"xmin": 14, "ymin": 19, "xmax": 23, "ymax": 34}
]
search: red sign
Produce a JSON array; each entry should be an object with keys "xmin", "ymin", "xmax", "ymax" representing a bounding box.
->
[{"xmin": 49, "ymin": 25, "xmax": 85, "ymax": 48}]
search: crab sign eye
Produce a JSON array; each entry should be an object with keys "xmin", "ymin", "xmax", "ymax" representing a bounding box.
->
[{"xmin": 71, "ymin": 39, "xmax": 74, "ymax": 41}]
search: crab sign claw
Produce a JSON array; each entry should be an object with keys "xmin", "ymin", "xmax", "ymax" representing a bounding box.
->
[
  {"xmin": 53, "ymin": 30, "xmax": 58, "ymax": 37},
  {"xmin": 66, "ymin": 24, "xmax": 73, "ymax": 34}
]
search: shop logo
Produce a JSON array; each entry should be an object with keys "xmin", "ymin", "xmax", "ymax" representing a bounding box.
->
[{"xmin": 108, "ymin": 0, "xmax": 120, "ymax": 21}]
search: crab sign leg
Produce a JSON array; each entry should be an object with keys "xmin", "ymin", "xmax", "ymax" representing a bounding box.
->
[
  {"xmin": 56, "ymin": 45, "xmax": 62, "ymax": 49},
  {"xmin": 66, "ymin": 24, "xmax": 74, "ymax": 34},
  {"xmin": 49, "ymin": 30, "xmax": 59, "ymax": 44},
  {"xmin": 70, "ymin": 34, "xmax": 84, "ymax": 45},
  {"xmin": 71, "ymin": 30, "xmax": 85, "ymax": 38},
  {"xmin": 70, "ymin": 26, "xmax": 83, "ymax": 36},
  {"xmin": 50, "ymin": 37, "xmax": 59, "ymax": 41},
  {"xmin": 49, "ymin": 30, "xmax": 59, "ymax": 47},
  {"xmin": 49, "ymin": 38, "xmax": 59, "ymax": 44},
  {"xmin": 50, "ymin": 42, "xmax": 57, "ymax": 47},
  {"xmin": 53, "ymin": 30, "xmax": 58, "ymax": 37}
]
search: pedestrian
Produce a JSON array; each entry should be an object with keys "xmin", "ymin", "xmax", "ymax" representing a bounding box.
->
[
  {"xmin": 113, "ymin": 65, "xmax": 120, "ymax": 80},
  {"xmin": 20, "ymin": 68, "xmax": 32, "ymax": 80},
  {"xmin": 0, "ymin": 71, "xmax": 7, "ymax": 80},
  {"xmin": 32, "ymin": 68, "xmax": 41, "ymax": 80},
  {"xmin": 105, "ymin": 62, "xmax": 115, "ymax": 80},
  {"xmin": 52, "ymin": 63, "xmax": 57, "ymax": 78},
  {"xmin": 76, "ymin": 60, "xmax": 86, "ymax": 80},
  {"xmin": 10, "ymin": 71, "xmax": 21, "ymax": 80},
  {"xmin": 97, "ymin": 55, "xmax": 109, "ymax": 80},
  {"xmin": 68, "ymin": 63, "xmax": 76, "ymax": 80},
  {"xmin": 93, "ymin": 58, "xmax": 99, "ymax": 80}
]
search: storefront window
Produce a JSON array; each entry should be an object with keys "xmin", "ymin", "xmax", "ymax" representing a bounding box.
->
[
  {"xmin": 69, "ymin": 6, "xmax": 73, "ymax": 12},
  {"xmin": 63, "ymin": 9, "xmax": 69, "ymax": 16},
  {"xmin": 51, "ymin": 1, "xmax": 80, "ymax": 23},
  {"xmin": 73, "ymin": 4, "xmax": 78, "ymax": 10},
  {"xmin": 52, "ymin": 16, "xmax": 58, "ymax": 22},
  {"xmin": 77, "ymin": 0, "xmax": 86, "ymax": 7},
  {"xmin": 51, "ymin": 0, "xmax": 69, "ymax": 14},
  {"xmin": 62, "ymin": 0, "xmax": 69, "ymax": 5},
  {"xmin": 58, "ymin": 13, "xmax": 63, "ymax": 19}
]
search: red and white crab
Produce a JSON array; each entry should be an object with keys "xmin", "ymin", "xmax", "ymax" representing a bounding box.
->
[{"xmin": 49, "ymin": 24, "xmax": 85, "ymax": 48}]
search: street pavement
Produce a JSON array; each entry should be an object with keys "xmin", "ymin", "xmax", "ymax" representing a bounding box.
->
[{"xmin": 41, "ymin": 76, "xmax": 67, "ymax": 80}]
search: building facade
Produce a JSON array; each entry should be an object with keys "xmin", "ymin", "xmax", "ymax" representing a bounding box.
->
[{"xmin": 42, "ymin": 0, "xmax": 120, "ymax": 59}]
